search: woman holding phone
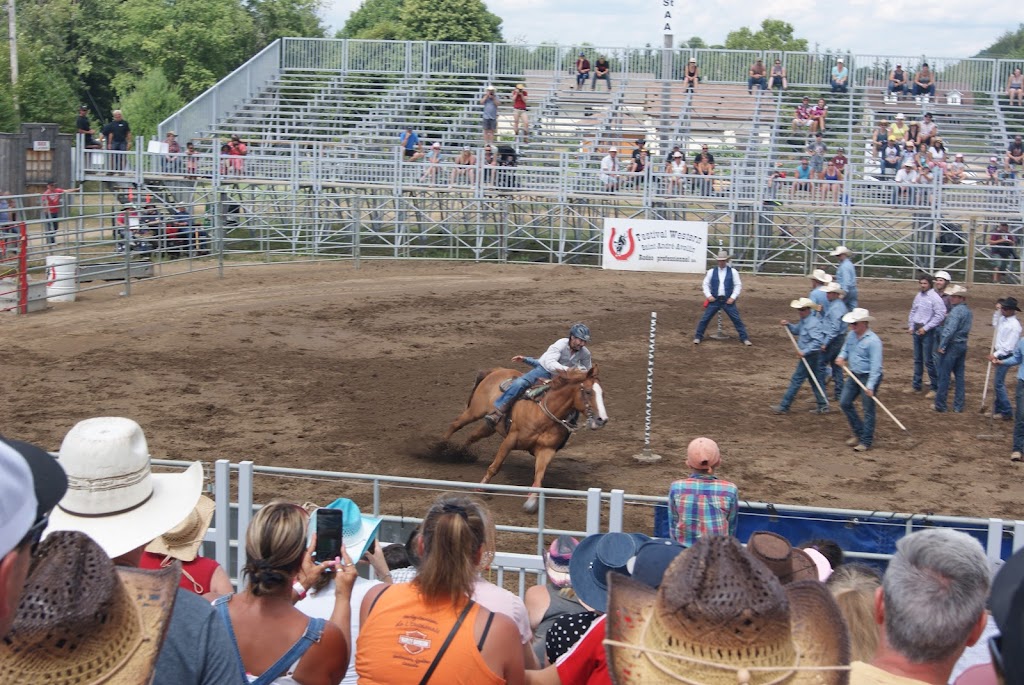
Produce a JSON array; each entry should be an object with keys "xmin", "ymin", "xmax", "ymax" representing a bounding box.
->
[{"xmin": 214, "ymin": 501, "xmax": 359, "ymax": 685}]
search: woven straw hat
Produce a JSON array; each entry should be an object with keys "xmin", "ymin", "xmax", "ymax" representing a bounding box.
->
[
  {"xmin": 0, "ymin": 530, "xmax": 178, "ymax": 685},
  {"xmin": 606, "ymin": 536, "xmax": 849, "ymax": 685},
  {"xmin": 145, "ymin": 495, "xmax": 215, "ymax": 562},
  {"xmin": 747, "ymin": 531, "xmax": 820, "ymax": 584}
]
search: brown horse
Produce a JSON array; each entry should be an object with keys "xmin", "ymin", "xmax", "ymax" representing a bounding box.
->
[{"xmin": 443, "ymin": 365, "xmax": 609, "ymax": 512}]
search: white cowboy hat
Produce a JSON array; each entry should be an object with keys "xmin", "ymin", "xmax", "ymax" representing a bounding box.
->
[
  {"xmin": 829, "ymin": 246, "xmax": 853, "ymax": 257},
  {"xmin": 715, "ymin": 249, "xmax": 731, "ymax": 260},
  {"xmin": 895, "ymin": 112, "xmax": 905, "ymax": 119},
  {"xmin": 934, "ymin": 270, "xmax": 952, "ymax": 281},
  {"xmin": 45, "ymin": 417, "xmax": 203, "ymax": 559},
  {"xmin": 790, "ymin": 297, "xmax": 817, "ymax": 310},
  {"xmin": 821, "ymin": 281, "xmax": 844, "ymax": 294},
  {"xmin": 810, "ymin": 268, "xmax": 833, "ymax": 283},
  {"xmin": 946, "ymin": 284, "xmax": 968, "ymax": 297},
  {"xmin": 842, "ymin": 307, "xmax": 875, "ymax": 324}
]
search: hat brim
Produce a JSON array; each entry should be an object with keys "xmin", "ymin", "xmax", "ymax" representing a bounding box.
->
[
  {"xmin": 1, "ymin": 438, "xmax": 68, "ymax": 522},
  {"xmin": 343, "ymin": 515, "xmax": 382, "ymax": 562},
  {"xmin": 606, "ymin": 574, "xmax": 849, "ymax": 685},
  {"xmin": 46, "ymin": 462, "xmax": 203, "ymax": 559},
  {"xmin": 144, "ymin": 494, "xmax": 215, "ymax": 562}
]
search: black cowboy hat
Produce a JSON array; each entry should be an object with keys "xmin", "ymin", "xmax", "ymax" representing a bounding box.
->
[{"xmin": 999, "ymin": 297, "xmax": 1022, "ymax": 312}]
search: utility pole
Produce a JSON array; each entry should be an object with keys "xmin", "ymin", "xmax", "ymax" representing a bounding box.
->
[{"xmin": 7, "ymin": 0, "xmax": 17, "ymax": 89}]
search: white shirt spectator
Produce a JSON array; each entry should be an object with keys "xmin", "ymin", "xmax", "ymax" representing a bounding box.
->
[
  {"xmin": 993, "ymin": 311, "xmax": 1022, "ymax": 357},
  {"xmin": 895, "ymin": 167, "xmax": 919, "ymax": 184},
  {"xmin": 600, "ymin": 153, "xmax": 619, "ymax": 185},
  {"xmin": 296, "ymin": 577, "xmax": 382, "ymax": 685}
]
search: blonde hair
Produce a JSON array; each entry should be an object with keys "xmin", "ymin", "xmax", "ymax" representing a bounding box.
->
[
  {"xmin": 243, "ymin": 501, "xmax": 308, "ymax": 597},
  {"xmin": 827, "ymin": 563, "xmax": 882, "ymax": 662},
  {"xmin": 415, "ymin": 495, "xmax": 488, "ymax": 605}
]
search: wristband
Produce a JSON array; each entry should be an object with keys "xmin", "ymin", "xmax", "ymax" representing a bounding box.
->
[{"xmin": 292, "ymin": 581, "xmax": 307, "ymax": 599}]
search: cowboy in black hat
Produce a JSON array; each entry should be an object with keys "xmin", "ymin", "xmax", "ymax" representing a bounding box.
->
[{"xmin": 990, "ymin": 297, "xmax": 1022, "ymax": 421}]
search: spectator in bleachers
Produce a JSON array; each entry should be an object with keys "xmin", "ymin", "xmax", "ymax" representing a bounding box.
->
[
  {"xmin": 511, "ymin": 84, "xmax": 529, "ymax": 142},
  {"xmin": 824, "ymin": 160, "xmax": 842, "ymax": 202},
  {"xmin": 888, "ymin": 63, "xmax": 908, "ymax": 100},
  {"xmin": 769, "ymin": 58, "xmax": 787, "ymax": 91},
  {"xmin": 0, "ymin": 435, "xmax": 67, "ymax": 639},
  {"xmin": 872, "ymin": 120, "xmax": 890, "ymax": 158},
  {"xmin": 832, "ymin": 147, "xmax": 848, "ymax": 175},
  {"xmin": 399, "ymin": 126, "xmax": 424, "ymax": 162},
  {"xmin": 812, "ymin": 97, "xmax": 829, "ymax": 133},
  {"xmin": 163, "ymin": 131, "xmax": 181, "ymax": 173},
  {"xmin": 989, "ymin": 223, "xmax": 1019, "ymax": 285},
  {"xmin": 900, "ymin": 140, "xmax": 921, "ymax": 169},
  {"xmin": 912, "ymin": 62, "xmax": 936, "ymax": 101},
  {"xmin": 793, "ymin": 157, "xmax": 813, "ymax": 197},
  {"xmin": 226, "ymin": 134, "xmax": 247, "ymax": 175},
  {"xmin": 185, "ymin": 141, "xmax": 198, "ymax": 178},
  {"xmin": 987, "ymin": 155, "xmax": 1001, "ymax": 185},
  {"xmin": 102, "ymin": 109, "xmax": 132, "ymax": 171},
  {"xmin": 140, "ymin": 495, "xmax": 232, "ymax": 598},
  {"xmin": 664, "ymin": 150, "xmax": 687, "ymax": 195},
  {"xmin": 693, "ymin": 146, "xmax": 715, "ymax": 195},
  {"xmin": 627, "ymin": 147, "xmax": 648, "ymax": 187},
  {"xmin": 831, "ymin": 57, "xmax": 849, "ymax": 93},
  {"xmin": 917, "ymin": 112, "xmax": 938, "ymax": 148},
  {"xmin": 480, "ymin": 86, "xmax": 499, "ymax": 146},
  {"xmin": 214, "ymin": 501, "xmax": 355, "ymax": 684},
  {"xmin": 483, "ymin": 144, "xmax": 498, "ymax": 186},
  {"xmin": 895, "ymin": 160, "xmax": 920, "ymax": 204},
  {"xmin": 599, "ymin": 147, "xmax": 620, "ymax": 192},
  {"xmin": 927, "ymin": 137, "xmax": 948, "ymax": 172},
  {"xmin": 850, "ymin": 528, "xmax": 989, "ymax": 685},
  {"xmin": 1007, "ymin": 67, "xmax": 1024, "ymax": 106},
  {"xmin": 826, "ymin": 563, "xmax": 882, "ymax": 663},
  {"xmin": 1005, "ymin": 134, "xmax": 1023, "ymax": 178},
  {"xmin": 946, "ymin": 152, "xmax": 967, "ymax": 183},
  {"xmin": 574, "ymin": 52, "xmax": 590, "ymax": 90},
  {"xmin": 683, "ymin": 57, "xmax": 699, "ymax": 93},
  {"xmin": 356, "ymin": 495, "xmax": 526, "ymax": 684},
  {"xmin": 765, "ymin": 163, "xmax": 787, "ymax": 204},
  {"xmin": 524, "ymin": 535, "xmax": 582, "ymax": 665},
  {"xmin": 43, "ymin": 416, "xmax": 239, "ymax": 685},
  {"xmin": 630, "ymin": 137, "xmax": 645, "ymax": 165},
  {"xmin": 450, "ymin": 146, "xmax": 477, "ymax": 186},
  {"xmin": 791, "ymin": 96, "xmax": 816, "ymax": 133},
  {"xmin": 593, "ymin": 56, "xmax": 611, "ymax": 91},
  {"xmin": 667, "ymin": 436, "xmax": 738, "ymax": 546},
  {"xmin": 807, "ymin": 132, "xmax": 828, "ymax": 183},
  {"xmin": 888, "ymin": 112, "xmax": 908, "ymax": 142},
  {"xmin": 420, "ymin": 142, "xmax": 442, "ymax": 184},
  {"xmin": 748, "ymin": 58, "xmax": 766, "ymax": 93}
]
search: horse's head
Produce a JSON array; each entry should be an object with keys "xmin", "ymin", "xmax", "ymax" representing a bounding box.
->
[{"xmin": 577, "ymin": 365, "xmax": 608, "ymax": 429}]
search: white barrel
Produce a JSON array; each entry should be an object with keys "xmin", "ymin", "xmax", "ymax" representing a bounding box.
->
[{"xmin": 46, "ymin": 256, "xmax": 78, "ymax": 302}]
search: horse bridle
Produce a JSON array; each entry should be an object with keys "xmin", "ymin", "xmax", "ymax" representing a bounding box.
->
[{"xmin": 539, "ymin": 378, "xmax": 596, "ymax": 433}]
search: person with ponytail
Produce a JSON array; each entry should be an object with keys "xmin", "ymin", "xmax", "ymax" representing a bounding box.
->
[
  {"xmin": 214, "ymin": 501, "xmax": 358, "ymax": 685},
  {"xmin": 356, "ymin": 495, "xmax": 525, "ymax": 684}
]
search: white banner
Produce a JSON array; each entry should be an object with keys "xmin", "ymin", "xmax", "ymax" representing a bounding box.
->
[
  {"xmin": 661, "ymin": 0, "xmax": 675, "ymax": 35},
  {"xmin": 601, "ymin": 219, "xmax": 708, "ymax": 273}
]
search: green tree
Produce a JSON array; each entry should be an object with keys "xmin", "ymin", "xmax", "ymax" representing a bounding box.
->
[
  {"xmin": 248, "ymin": 0, "xmax": 326, "ymax": 45},
  {"xmin": 724, "ymin": 19, "xmax": 807, "ymax": 52},
  {"xmin": 117, "ymin": 68, "xmax": 186, "ymax": 141},
  {"xmin": 337, "ymin": 0, "xmax": 405, "ymax": 39},
  {"xmin": 679, "ymin": 36, "xmax": 706, "ymax": 49},
  {"xmin": 402, "ymin": 0, "xmax": 502, "ymax": 43},
  {"xmin": 976, "ymin": 24, "xmax": 1024, "ymax": 58},
  {"xmin": 0, "ymin": 81, "xmax": 20, "ymax": 133}
]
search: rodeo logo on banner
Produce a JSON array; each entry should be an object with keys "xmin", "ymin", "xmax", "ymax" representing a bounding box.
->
[{"xmin": 601, "ymin": 219, "xmax": 708, "ymax": 273}]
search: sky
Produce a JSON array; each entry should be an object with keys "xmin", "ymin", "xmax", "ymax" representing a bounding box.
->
[{"xmin": 320, "ymin": 0, "xmax": 1016, "ymax": 60}]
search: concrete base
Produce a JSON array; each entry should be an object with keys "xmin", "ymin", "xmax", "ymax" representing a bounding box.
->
[
  {"xmin": 633, "ymin": 448, "xmax": 663, "ymax": 463},
  {"xmin": 0, "ymin": 279, "xmax": 48, "ymax": 313}
]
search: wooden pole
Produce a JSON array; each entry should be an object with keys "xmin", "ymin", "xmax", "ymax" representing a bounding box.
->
[
  {"xmin": 965, "ymin": 216, "xmax": 977, "ymax": 285},
  {"xmin": 841, "ymin": 366, "xmax": 907, "ymax": 431}
]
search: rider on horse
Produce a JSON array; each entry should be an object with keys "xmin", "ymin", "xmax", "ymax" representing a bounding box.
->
[{"xmin": 484, "ymin": 323, "xmax": 593, "ymax": 427}]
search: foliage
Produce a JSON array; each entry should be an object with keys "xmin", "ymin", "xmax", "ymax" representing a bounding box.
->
[
  {"xmin": 0, "ymin": 82, "xmax": 19, "ymax": 133},
  {"xmin": 249, "ymin": 0, "xmax": 326, "ymax": 44},
  {"xmin": 724, "ymin": 19, "xmax": 808, "ymax": 52},
  {"xmin": 117, "ymin": 69, "xmax": 186, "ymax": 141},
  {"xmin": 678, "ymin": 37, "xmax": 707, "ymax": 49},
  {"xmin": 337, "ymin": 0, "xmax": 404, "ymax": 39},
  {"xmin": 403, "ymin": 0, "xmax": 502, "ymax": 43},
  {"xmin": 975, "ymin": 24, "xmax": 1024, "ymax": 58}
]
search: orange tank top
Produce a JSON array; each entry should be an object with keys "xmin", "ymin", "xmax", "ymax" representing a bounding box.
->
[{"xmin": 356, "ymin": 584, "xmax": 505, "ymax": 685}]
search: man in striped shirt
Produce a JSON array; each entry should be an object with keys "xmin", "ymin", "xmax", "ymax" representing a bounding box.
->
[{"xmin": 667, "ymin": 437, "xmax": 738, "ymax": 547}]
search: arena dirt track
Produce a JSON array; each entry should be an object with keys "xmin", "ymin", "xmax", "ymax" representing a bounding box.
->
[{"xmin": 4, "ymin": 260, "xmax": 1023, "ymax": 534}]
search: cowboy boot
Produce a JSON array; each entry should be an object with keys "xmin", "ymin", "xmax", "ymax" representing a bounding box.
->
[{"xmin": 484, "ymin": 408, "xmax": 505, "ymax": 427}]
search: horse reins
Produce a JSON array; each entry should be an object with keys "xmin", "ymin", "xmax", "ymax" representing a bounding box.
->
[{"xmin": 539, "ymin": 379, "xmax": 595, "ymax": 432}]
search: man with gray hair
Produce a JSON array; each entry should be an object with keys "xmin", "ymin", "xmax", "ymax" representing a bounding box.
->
[{"xmin": 850, "ymin": 528, "xmax": 991, "ymax": 685}]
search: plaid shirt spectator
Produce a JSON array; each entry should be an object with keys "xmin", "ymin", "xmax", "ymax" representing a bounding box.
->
[{"xmin": 667, "ymin": 473, "xmax": 738, "ymax": 546}]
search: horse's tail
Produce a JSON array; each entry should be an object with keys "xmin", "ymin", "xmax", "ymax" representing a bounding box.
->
[{"xmin": 467, "ymin": 369, "xmax": 492, "ymax": 407}]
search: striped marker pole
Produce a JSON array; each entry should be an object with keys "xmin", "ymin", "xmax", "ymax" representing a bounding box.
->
[{"xmin": 634, "ymin": 311, "xmax": 663, "ymax": 463}]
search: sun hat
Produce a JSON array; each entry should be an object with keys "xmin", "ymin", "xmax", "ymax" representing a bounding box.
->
[
  {"xmin": 903, "ymin": 160, "xmax": 915, "ymax": 167},
  {"xmin": 624, "ymin": 538, "xmax": 686, "ymax": 588},
  {"xmin": 486, "ymin": 85, "xmax": 495, "ymax": 91},
  {"xmin": 315, "ymin": 497, "xmax": 383, "ymax": 562},
  {"xmin": 685, "ymin": 436, "xmax": 720, "ymax": 472},
  {"xmin": 0, "ymin": 531, "xmax": 178, "ymax": 685},
  {"xmin": 516, "ymin": 83, "xmax": 525, "ymax": 89},
  {"xmin": 811, "ymin": 268, "xmax": 833, "ymax": 283},
  {"xmin": 934, "ymin": 270, "xmax": 952, "ymax": 281},
  {"xmin": 166, "ymin": 131, "xmax": 176, "ymax": 137},
  {"xmin": 545, "ymin": 535, "xmax": 579, "ymax": 587},
  {"xmin": 829, "ymin": 245, "xmax": 853, "ymax": 257},
  {"xmin": 790, "ymin": 297, "xmax": 817, "ymax": 310},
  {"xmin": 991, "ymin": 156, "xmax": 999, "ymax": 162},
  {"xmin": 144, "ymin": 495, "xmax": 215, "ymax": 562},
  {"xmin": 842, "ymin": 307, "xmax": 875, "ymax": 324},
  {"xmin": 955, "ymin": 153, "xmax": 964, "ymax": 158},
  {"xmin": 689, "ymin": 57, "xmax": 697, "ymax": 63},
  {"xmin": 821, "ymin": 281, "xmax": 844, "ymax": 294},
  {"xmin": 45, "ymin": 417, "xmax": 204, "ymax": 559},
  {"xmin": 999, "ymin": 297, "xmax": 1022, "ymax": 312},
  {"xmin": 672, "ymin": 152, "xmax": 682, "ymax": 158},
  {"xmin": 747, "ymin": 531, "xmax": 820, "ymax": 583},
  {"xmin": 431, "ymin": 142, "xmax": 440, "ymax": 149},
  {"xmin": 946, "ymin": 284, "xmax": 968, "ymax": 297},
  {"xmin": 0, "ymin": 442, "xmax": 36, "ymax": 559},
  {"xmin": 837, "ymin": 57, "xmax": 844, "ymax": 63},
  {"xmin": 896, "ymin": 112, "xmax": 905, "ymax": 119},
  {"xmin": 801, "ymin": 547, "xmax": 834, "ymax": 581},
  {"xmin": 605, "ymin": 536, "xmax": 850, "ymax": 685},
  {"xmin": 569, "ymin": 532, "xmax": 650, "ymax": 613},
  {"xmin": 715, "ymin": 249, "xmax": 731, "ymax": 260}
]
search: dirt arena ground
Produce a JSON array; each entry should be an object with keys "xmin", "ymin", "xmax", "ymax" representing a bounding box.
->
[{"xmin": 4, "ymin": 260, "xmax": 1023, "ymax": 534}]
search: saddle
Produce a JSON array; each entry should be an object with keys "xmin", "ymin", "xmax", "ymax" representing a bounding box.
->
[{"xmin": 498, "ymin": 377, "xmax": 551, "ymax": 399}]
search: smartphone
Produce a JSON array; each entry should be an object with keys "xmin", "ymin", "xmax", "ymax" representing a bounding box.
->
[{"xmin": 313, "ymin": 508, "xmax": 344, "ymax": 568}]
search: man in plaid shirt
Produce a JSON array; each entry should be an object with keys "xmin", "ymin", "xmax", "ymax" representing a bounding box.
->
[{"xmin": 667, "ymin": 437, "xmax": 738, "ymax": 547}]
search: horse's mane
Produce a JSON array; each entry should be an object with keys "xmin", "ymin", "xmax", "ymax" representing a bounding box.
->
[{"xmin": 550, "ymin": 367, "xmax": 590, "ymax": 389}]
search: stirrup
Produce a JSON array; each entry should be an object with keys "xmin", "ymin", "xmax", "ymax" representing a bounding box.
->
[{"xmin": 484, "ymin": 410, "xmax": 503, "ymax": 427}]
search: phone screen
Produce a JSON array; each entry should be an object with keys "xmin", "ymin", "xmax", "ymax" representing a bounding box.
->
[{"xmin": 313, "ymin": 508, "xmax": 344, "ymax": 567}]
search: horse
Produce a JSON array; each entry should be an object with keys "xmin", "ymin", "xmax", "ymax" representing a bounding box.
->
[{"xmin": 443, "ymin": 365, "xmax": 609, "ymax": 512}]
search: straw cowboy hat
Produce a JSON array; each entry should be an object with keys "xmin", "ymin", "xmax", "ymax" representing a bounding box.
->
[
  {"xmin": 842, "ymin": 307, "xmax": 875, "ymax": 324},
  {"xmin": 946, "ymin": 284, "xmax": 968, "ymax": 297},
  {"xmin": 0, "ymin": 531, "xmax": 178, "ymax": 685},
  {"xmin": 821, "ymin": 281, "xmax": 844, "ymax": 294},
  {"xmin": 789, "ymin": 297, "xmax": 818, "ymax": 311},
  {"xmin": 829, "ymin": 246, "xmax": 853, "ymax": 257},
  {"xmin": 606, "ymin": 536, "xmax": 850, "ymax": 685},
  {"xmin": 145, "ymin": 495, "xmax": 215, "ymax": 562},
  {"xmin": 747, "ymin": 531, "xmax": 819, "ymax": 584},
  {"xmin": 45, "ymin": 417, "xmax": 203, "ymax": 559},
  {"xmin": 715, "ymin": 249, "xmax": 732, "ymax": 260},
  {"xmin": 810, "ymin": 269, "xmax": 833, "ymax": 283}
]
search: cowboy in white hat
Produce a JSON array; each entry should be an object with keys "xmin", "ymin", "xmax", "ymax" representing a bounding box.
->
[
  {"xmin": 772, "ymin": 298, "xmax": 829, "ymax": 415},
  {"xmin": 829, "ymin": 245, "xmax": 858, "ymax": 309},
  {"xmin": 694, "ymin": 250, "xmax": 753, "ymax": 346},
  {"xmin": 934, "ymin": 285, "xmax": 973, "ymax": 413},
  {"xmin": 836, "ymin": 308, "xmax": 883, "ymax": 451},
  {"xmin": 820, "ymin": 281, "xmax": 849, "ymax": 400},
  {"xmin": 44, "ymin": 417, "xmax": 240, "ymax": 685},
  {"xmin": 809, "ymin": 268, "xmax": 833, "ymax": 312}
]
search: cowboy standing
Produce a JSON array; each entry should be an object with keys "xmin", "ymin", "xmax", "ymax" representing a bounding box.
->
[
  {"xmin": 808, "ymin": 268, "xmax": 833, "ymax": 312},
  {"xmin": 934, "ymin": 285, "xmax": 972, "ymax": 413},
  {"xmin": 991, "ymin": 297, "xmax": 1022, "ymax": 420},
  {"xmin": 771, "ymin": 298, "xmax": 829, "ymax": 415},
  {"xmin": 666, "ymin": 437, "xmax": 738, "ymax": 547},
  {"xmin": 820, "ymin": 282, "xmax": 848, "ymax": 400},
  {"xmin": 830, "ymin": 245, "xmax": 858, "ymax": 309},
  {"xmin": 908, "ymin": 274, "xmax": 946, "ymax": 396},
  {"xmin": 836, "ymin": 308, "xmax": 883, "ymax": 452},
  {"xmin": 693, "ymin": 250, "xmax": 752, "ymax": 346},
  {"xmin": 990, "ymin": 336, "xmax": 1024, "ymax": 462},
  {"xmin": 485, "ymin": 323, "xmax": 592, "ymax": 427}
]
